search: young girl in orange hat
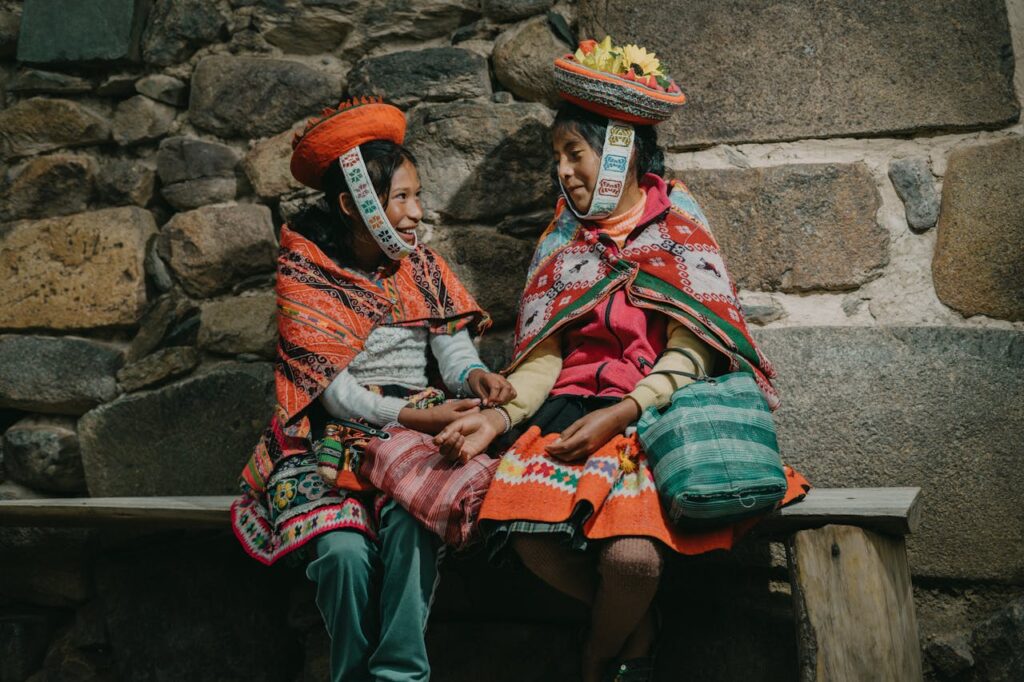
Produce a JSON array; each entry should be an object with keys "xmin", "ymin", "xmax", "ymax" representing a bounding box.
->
[
  {"xmin": 434, "ymin": 39, "xmax": 809, "ymax": 682},
  {"xmin": 230, "ymin": 98, "xmax": 514, "ymax": 682}
]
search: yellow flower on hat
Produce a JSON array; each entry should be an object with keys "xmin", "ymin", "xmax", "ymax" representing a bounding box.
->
[{"xmin": 622, "ymin": 44, "xmax": 663, "ymax": 77}]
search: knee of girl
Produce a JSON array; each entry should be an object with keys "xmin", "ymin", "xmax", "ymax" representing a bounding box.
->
[
  {"xmin": 598, "ymin": 538, "xmax": 664, "ymax": 582},
  {"xmin": 308, "ymin": 531, "xmax": 372, "ymax": 581},
  {"xmin": 379, "ymin": 502, "xmax": 429, "ymax": 543}
]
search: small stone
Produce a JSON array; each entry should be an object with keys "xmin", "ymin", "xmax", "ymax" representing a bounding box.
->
[
  {"xmin": 0, "ymin": 153, "xmax": 97, "ymax": 222},
  {"xmin": 493, "ymin": 15, "xmax": 570, "ymax": 107},
  {"xmin": 2, "ymin": 415, "xmax": 85, "ymax": 494},
  {"xmin": 96, "ymin": 73, "xmax": 139, "ymax": 97},
  {"xmin": 135, "ymin": 74, "xmax": 188, "ymax": 107},
  {"xmin": 126, "ymin": 292, "xmax": 197, "ymax": 362},
  {"xmin": 888, "ymin": 157, "xmax": 940, "ymax": 231},
  {"xmin": 190, "ymin": 56, "xmax": 343, "ymax": 138},
  {"xmin": 491, "ymin": 91, "xmax": 514, "ymax": 104},
  {"xmin": 97, "ymin": 158, "xmax": 156, "ymax": 207},
  {"xmin": 348, "ymin": 47, "xmax": 491, "ymax": 108},
  {"xmin": 841, "ymin": 295, "xmax": 868, "ymax": 317},
  {"xmin": 0, "ymin": 207, "xmax": 156, "ymax": 331},
  {"xmin": 117, "ymin": 346, "xmax": 200, "ymax": 392},
  {"xmin": 261, "ymin": 13, "xmax": 352, "ymax": 54},
  {"xmin": 112, "ymin": 95, "xmax": 176, "ymax": 146},
  {"xmin": 198, "ymin": 292, "xmax": 278, "ymax": 358},
  {"xmin": 157, "ymin": 136, "xmax": 240, "ymax": 210},
  {"xmin": 481, "ymin": 0, "xmax": 554, "ymax": 22},
  {"xmin": 17, "ymin": 0, "xmax": 147, "ymax": 63},
  {"xmin": 144, "ymin": 237, "xmax": 175, "ymax": 293},
  {"xmin": 8, "ymin": 68, "xmax": 92, "ymax": 95},
  {"xmin": 741, "ymin": 301, "xmax": 786, "ymax": 326},
  {"xmin": 158, "ymin": 203, "xmax": 278, "ymax": 298},
  {"xmin": 0, "ymin": 336, "xmax": 122, "ymax": 415},
  {"xmin": 79, "ymin": 363, "xmax": 275, "ymax": 496},
  {"xmin": 925, "ymin": 633, "xmax": 975, "ymax": 677},
  {"xmin": 141, "ymin": 0, "xmax": 227, "ymax": 66},
  {"xmin": 0, "ymin": 97, "xmax": 110, "ymax": 159},
  {"xmin": 933, "ymin": 137, "xmax": 1024, "ymax": 321},
  {"xmin": 242, "ymin": 127, "xmax": 304, "ymax": 200}
]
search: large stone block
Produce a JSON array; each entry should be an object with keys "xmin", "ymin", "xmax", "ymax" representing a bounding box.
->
[
  {"xmin": 405, "ymin": 101, "xmax": 556, "ymax": 221},
  {"xmin": 0, "ymin": 98, "xmax": 110, "ymax": 159},
  {"xmin": 190, "ymin": 56, "xmax": 343, "ymax": 138},
  {"xmin": 158, "ymin": 203, "xmax": 278, "ymax": 298},
  {"xmin": 580, "ymin": 0, "xmax": 1020, "ymax": 149},
  {"xmin": 157, "ymin": 136, "xmax": 240, "ymax": 210},
  {"xmin": 753, "ymin": 327, "xmax": 1024, "ymax": 582},
  {"xmin": 197, "ymin": 291, "xmax": 278, "ymax": 358},
  {"xmin": 0, "ymin": 207, "xmax": 155, "ymax": 330},
  {"xmin": 0, "ymin": 336, "xmax": 122, "ymax": 415},
  {"xmin": 2, "ymin": 415, "xmax": 85, "ymax": 494},
  {"xmin": 17, "ymin": 0, "xmax": 146, "ymax": 63},
  {"xmin": 242, "ymin": 127, "xmax": 304, "ymax": 200},
  {"xmin": 0, "ymin": 154, "xmax": 97, "ymax": 222},
  {"xmin": 674, "ymin": 163, "xmax": 886, "ymax": 292},
  {"xmin": 334, "ymin": 0, "xmax": 479, "ymax": 57},
  {"xmin": 493, "ymin": 15, "xmax": 570, "ymax": 107},
  {"xmin": 348, "ymin": 47, "xmax": 490, "ymax": 107},
  {"xmin": 112, "ymin": 95, "xmax": 176, "ymax": 146},
  {"xmin": 260, "ymin": 12, "xmax": 352, "ymax": 55},
  {"xmin": 425, "ymin": 227, "xmax": 534, "ymax": 327},
  {"xmin": 141, "ymin": 0, "xmax": 226, "ymax": 66},
  {"xmin": 933, "ymin": 137, "xmax": 1024, "ymax": 321},
  {"xmin": 79, "ymin": 363, "xmax": 274, "ymax": 496}
]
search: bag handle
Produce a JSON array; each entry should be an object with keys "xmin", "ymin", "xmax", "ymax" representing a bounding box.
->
[
  {"xmin": 646, "ymin": 347, "xmax": 714, "ymax": 383},
  {"xmin": 334, "ymin": 419, "xmax": 391, "ymax": 441}
]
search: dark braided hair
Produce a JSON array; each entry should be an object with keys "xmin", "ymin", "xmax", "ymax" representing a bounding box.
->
[
  {"xmin": 551, "ymin": 104, "xmax": 665, "ymax": 185},
  {"xmin": 292, "ymin": 140, "xmax": 417, "ymax": 263}
]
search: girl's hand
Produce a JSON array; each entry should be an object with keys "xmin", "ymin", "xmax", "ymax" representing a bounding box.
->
[
  {"xmin": 466, "ymin": 369, "xmax": 516, "ymax": 407},
  {"xmin": 433, "ymin": 409, "xmax": 506, "ymax": 463},
  {"xmin": 545, "ymin": 399, "xmax": 640, "ymax": 462},
  {"xmin": 398, "ymin": 398, "xmax": 481, "ymax": 435}
]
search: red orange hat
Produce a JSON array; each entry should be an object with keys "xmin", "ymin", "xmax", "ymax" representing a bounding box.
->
[{"xmin": 290, "ymin": 97, "xmax": 406, "ymax": 190}]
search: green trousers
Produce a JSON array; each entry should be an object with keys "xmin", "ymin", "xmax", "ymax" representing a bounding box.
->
[{"xmin": 306, "ymin": 501, "xmax": 441, "ymax": 682}]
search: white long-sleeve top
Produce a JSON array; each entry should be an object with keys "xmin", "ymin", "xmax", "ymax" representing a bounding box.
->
[{"xmin": 319, "ymin": 326, "xmax": 487, "ymax": 427}]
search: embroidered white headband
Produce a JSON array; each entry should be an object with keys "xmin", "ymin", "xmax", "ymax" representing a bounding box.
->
[
  {"xmin": 338, "ymin": 147, "xmax": 416, "ymax": 260},
  {"xmin": 560, "ymin": 119, "xmax": 635, "ymax": 220}
]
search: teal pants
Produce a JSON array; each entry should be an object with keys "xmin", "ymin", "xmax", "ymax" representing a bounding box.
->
[{"xmin": 306, "ymin": 501, "xmax": 441, "ymax": 682}]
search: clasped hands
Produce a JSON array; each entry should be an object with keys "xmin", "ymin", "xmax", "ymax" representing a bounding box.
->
[{"xmin": 396, "ymin": 368, "xmax": 516, "ymax": 437}]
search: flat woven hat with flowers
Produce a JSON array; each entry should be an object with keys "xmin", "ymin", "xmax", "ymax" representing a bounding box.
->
[
  {"xmin": 290, "ymin": 96, "xmax": 406, "ymax": 190},
  {"xmin": 553, "ymin": 36, "xmax": 685, "ymax": 125}
]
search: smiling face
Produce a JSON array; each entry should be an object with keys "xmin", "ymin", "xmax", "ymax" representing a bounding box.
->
[
  {"xmin": 553, "ymin": 125, "xmax": 602, "ymax": 214},
  {"xmin": 382, "ymin": 159, "xmax": 423, "ymax": 246}
]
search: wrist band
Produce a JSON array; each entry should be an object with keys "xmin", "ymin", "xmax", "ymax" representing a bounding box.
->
[{"xmin": 492, "ymin": 406, "xmax": 512, "ymax": 434}]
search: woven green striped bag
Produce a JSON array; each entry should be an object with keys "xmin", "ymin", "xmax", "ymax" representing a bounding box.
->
[{"xmin": 636, "ymin": 368, "xmax": 787, "ymax": 528}]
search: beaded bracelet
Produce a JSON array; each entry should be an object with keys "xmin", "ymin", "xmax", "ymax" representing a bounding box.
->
[{"xmin": 491, "ymin": 406, "xmax": 512, "ymax": 434}]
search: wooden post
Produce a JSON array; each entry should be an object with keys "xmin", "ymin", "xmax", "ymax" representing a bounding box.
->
[{"xmin": 787, "ymin": 524, "xmax": 922, "ymax": 682}]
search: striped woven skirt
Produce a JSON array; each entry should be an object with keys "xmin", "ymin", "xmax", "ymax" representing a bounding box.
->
[{"xmin": 479, "ymin": 395, "xmax": 810, "ymax": 556}]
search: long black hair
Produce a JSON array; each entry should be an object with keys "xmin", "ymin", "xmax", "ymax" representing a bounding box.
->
[
  {"xmin": 292, "ymin": 140, "xmax": 417, "ymax": 263},
  {"xmin": 551, "ymin": 104, "xmax": 665, "ymax": 185}
]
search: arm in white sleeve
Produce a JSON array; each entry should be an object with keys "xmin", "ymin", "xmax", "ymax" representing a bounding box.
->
[
  {"xmin": 429, "ymin": 328, "xmax": 488, "ymax": 396},
  {"xmin": 319, "ymin": 370, "xmax": 409, "ymax": 427}
]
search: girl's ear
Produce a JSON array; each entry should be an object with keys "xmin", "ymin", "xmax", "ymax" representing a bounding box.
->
[{"xmin": 338, "ymin": 192, "xmax": 357, "ymax": 220}]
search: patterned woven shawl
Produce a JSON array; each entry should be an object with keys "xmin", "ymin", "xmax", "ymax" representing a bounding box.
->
[
  {"xmin": 241, "ymin": 225, "xmax": 489, "ymax": 494},
  {"xmin": 510, "ymin": 179, "xmax": 779, "ymax": 408}
]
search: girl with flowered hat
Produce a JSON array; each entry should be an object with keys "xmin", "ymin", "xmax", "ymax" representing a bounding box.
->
[
  {"xmin": 230, "ymin": 97, "xmax": 514, "ymax": 681},
  {"xmin": 434, "ymin": 38, "xmax": 810, "ymax": 681}
]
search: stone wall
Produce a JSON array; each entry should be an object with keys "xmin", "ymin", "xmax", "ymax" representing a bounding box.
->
[{"xmin": 0, "ymin": 0, "xmax": 1021, "ymax": 680}]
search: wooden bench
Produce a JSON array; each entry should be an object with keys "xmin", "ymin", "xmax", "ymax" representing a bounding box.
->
[{"xmin": 0, "ymin": 487, "xmax": 923, "ymax": 681}]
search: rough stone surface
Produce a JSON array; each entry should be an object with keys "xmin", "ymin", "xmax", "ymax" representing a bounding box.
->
[
  {"xmin": 2, "ymin": 415, "xmax": 85, "ymax": 494},
  {"xmin": 754, "ymin": 326, "xmax": 1024, "ymax": 582},
  {"xmin": 96, "ymin": 73, "xmax": 139, "ymax": 97},
  {"xmin": 242, "ymin": 127, "xmax": 304, "ymax": 200},
  {"xmin": 0, "ymin": 522, "xmax": 93, "ymax": 607},
  {"xmin": 144, "ymin": 237, "xmax": 175, "ymax": 293},
  {"xmin": 333, "ymin": 0, "xmax": 480, "ymax": 57},
  {"xmin": 112, "ymin": 95, "xmax": 177, "ymax": 146},
  {"xmin": 0, "ymin": 154, "xmax": 97, "ymax": 222},
  {"xmin": 0, "ymin": 97, "xmax": 110, "ymax": 159},
  {"xmin": 481, "ymin": 0, "xmax": 554, "ymax": 22},
  {"xmin": 0, "ymin": 7, "xmax": 20, "ymax": 59},
  {"xmin": 492, "ymin": 15, "xmax": 570, "ymax": 107},
  {"xmin": 96, "ymin": 535, "xmax": 298, "ymax": 682},
  {"xmin": 197, "ymin": 292, "xmax": 278, "ymax": 358},
  {"xmin": 141, "ymin": 0, "xmax": 226, "ymax": 66},
  {"xmin": 79, "ymin": 363, "xmax": 274, "ymax": 496},
  {"xmin": 674, "ymin": 163, "xmax": 887, "ymax": 292},
  {"xmin": 17, "ymin": 0, "xmax": 145, "ymax": 63},
  {"xmin": 8, "ymin": 68, "xmax": 93, "ymax": 94},
  {"xmin": 933, "ymin": 137, "xmax": 1024, "ymax": 321},
  {"xmin": 425, "ymin": 227, "xmax": 533, "ymax": 327},
  {"xmin": 190, "ymin": 56, "xmax": 343, "ymax": 138},
  {"xmin": 0, "ymin": 336, "xmax": 122, "ymax": 415},
  {"xmin": 580, "ymin": 0, "xmax": 1020, "ymax": 149},
  {"xmin": 0, "ymin": 609, "xmax": 55, "ymax": 682},
  {"xmin": 157, "ymin": 136, "xmax": 240, "ymax": 210},
  {"xmin": 888, "ymin": 157, "xmax": 940, "ymax": 231},
  {"xmin": 406, "ymin": 101, "xmax": 556, "ymax": 221},
  {"xmin": 135, "ymin": 74, "xmax": 188, "ymax": 106},
  {"xmin": 158, "ymin": 203, "xmax": 277, "ymax": 298},
  {"xmin": 260, "ymin": 12, "xmax": 352, "ymax": 54},
  {"xmin": 116, "ymin": 346, "xmax": 200, "ymax": 392},
  {"xmin": 97, "ymin": 158, "xmax": 156, "ymax": 207},
  {"xmin": 961, "ymin": 598, "xmax": 1024, "ymax": 682},
  {"xmin": 0, "ymin": 207, "xmax": 155, "ymax": 330},
  {"xmin": 348, "ymin": 47, "xmax": 491, "ymax": 107},
  {"xmin": 126, "ymin": 293, "xmax": 197, "ymax": 363},
  {"xmin": 741, "ymin": 301, "xmax": 786, "ymax": 326}
]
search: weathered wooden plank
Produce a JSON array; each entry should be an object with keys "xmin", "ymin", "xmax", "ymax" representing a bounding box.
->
[
  {"xmin": 787, "ymin": 524, "xmax": 923, "ymax": 682},
  {"xmin": 759, "ymin": 487, "xmax": 921, "ymax": 537}
]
